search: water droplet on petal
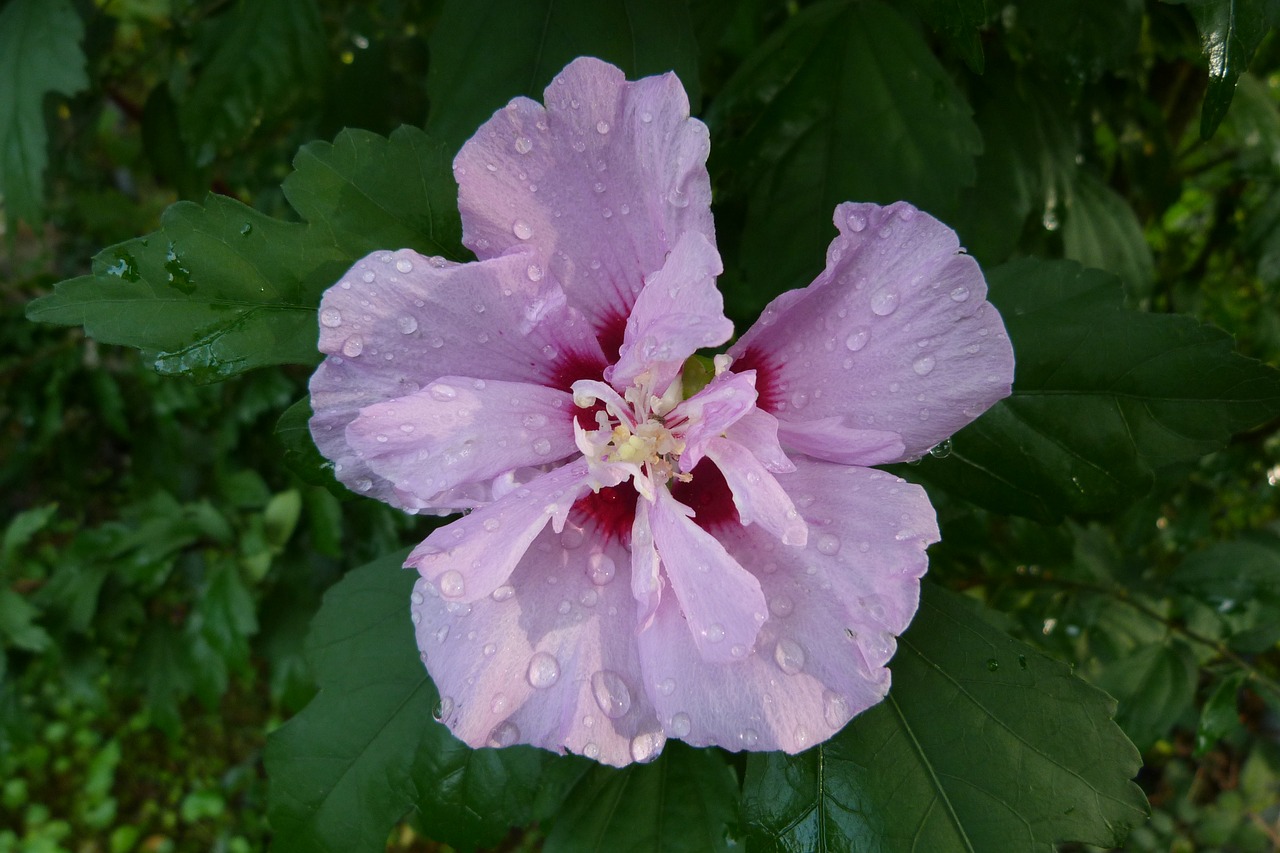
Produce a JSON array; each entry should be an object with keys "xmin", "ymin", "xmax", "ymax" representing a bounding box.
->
[
  {"xmin": 702, "ymin": 623, "xmax": 725, "ymax": 643},
  {"xmin": 847, "ymin": 212, "xmax": 867, "ymax": 232},
  {"xmin": 397, "ymin": 315, "xmax": 418, "ymax": 334},
  {"xmin": 774, "ymin": 638, "xmax": 806, "ymax": 675},
  {"xmin": 591, "ymin": 670, "xmax": 632, "ymax": 718},
  {"xmin": 514, "ymin": 136, "xmax": 533, "ymax": 154},
  {"xmin": 844, "ymin": 328, "xmax": 868, "ymax": 351},
  {"xmin": 430, "ymin": 384, "xmax": 456, "ymax": 402},
  {"xmin": 483, "ymin": 518, "xmax": 501, "ymax": 532},
  {"xmin": 657, "ymin": 678, "xmax": 675, "ymax": 696},
  {"xmin": 816, "ymin": 533, "xmax": 841, "ymax": 555},
  {"xmin": 522, "ymin": 413, "xmax": 548, "ymax": 429},
  {"xmin": 433, "ymin": 695, "xmax": 454, "ymax": 721},
  {"xmin": 342, "ymin": 336, "xmax": 364, "ymax": 357},
  {"xmin": 669, "ymin": 712, "xmax": 692, "ymax": 737},
  {"xmin": 487, "ymin": 720, "xmax": 520, "ymax": 747},
  {"xmin": 588, "ymin": 553, "xmax": 615, "ymax": 585},
  {"xmin": 491, "ymin": 584, "xmax": 514, "ymax": 602},
  {"xmin": 512, "ymin": 220, "xmax": 533, "ymax": 240},
  {"xmin": 769, "ymin": 595, "xmax": 794, "ymax": 618},
  {"xmin": 950, "ymin": 286, "xmax": 970, "ymax": 302},
  {"xmin": 595, "ymin": 120, "xmax": 610, "ymax": 134},
  {"xmin": 526, "ymin": 264, "xmax": 543, "ymax": 281},
  {"xmin": 912, "ymin": 355, "xmax": 936, "ymax": 376},
  {"xmin": 630, "ymin": 731, "xmax": 664, "ymax": 762},
  {"xmin": 929, "ymin": 439, "xmax": 953, "ymax": 458},
  {"xmin": 527, "ymin": 652, "xmax": 561, "ymax": 688},
  {"xmin": 870, "ymin": 290, "xmax": 899, "ymax": 316},
  {"xmin": 395, "ymin": 258, "xmax": 413, "ymax": 273},
  {"xmin": 320, "ymin": 307, "xmax": 342, "ymax": 328},
  {"xmin": 740, "ymin": 728, "xmax": 760, "ymax": 747},
  {"xmin": 440, "ymin": 570, "xmax": 465, "ymax": 598},
  {"xmin": 822, "ymin": 691, "xmax": 849, "ymax": 728},
  {"xmin": 434, "ymin": 625, "xmax": 449, "ymax": 644},
  {"xmin": 533, "ymin": 438, "xmax": 552, "ymax": 455}
]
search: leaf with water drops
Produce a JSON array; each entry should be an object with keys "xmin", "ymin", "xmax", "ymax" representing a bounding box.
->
[
  {"xmin": 27, "ymin": 126, "xmax": 463, "ymax": 382},
  {"xmin": 266, "ymin": 551, "xmax": 577, "ymax": 852},
  {"xmin": 426, "ymin": 0, "xmax": 700, "ymax": 150},
  {"xmin": 544, "ymin": 743, "xmax": 741, "ymax": 853},
  {"xmin": 742, "ymin": 584, "xmax": 1148, "ymax": 852},
  {"xmin": 707, "ymin": 0, "xmax": 982, "ymax": 314},
  {"xmin": 1172, "ymin": 0, "xmax": 1276, "ymax": 138},
  {"xmin": 917, "ymin": 259, "xmax": 1280, "ymax": 521}
]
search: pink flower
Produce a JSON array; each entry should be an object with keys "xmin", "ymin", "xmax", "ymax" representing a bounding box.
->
[{"xmin": 309, "ymin": 57, "xmax": 1014, "ymax": 766}]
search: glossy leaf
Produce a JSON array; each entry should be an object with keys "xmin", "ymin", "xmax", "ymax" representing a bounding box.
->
[
  {"xmin": 902, "ymin": 0, "xmax": 988, "ymax": 70},
  {"xmin": 276, "ymin": 397, "xmax": 342, "ymax": 493},
  {"xmin": 1195, "ymin": 670, "xmax": 1246, "ymax": 756},
  {"xmin": 27, "ymin": 126, "xmax": 461, "ymax": 383},
  {"xmin": 708, "ymin": 0, "xmax": 982, "ymax": 312},
  {"xmin": 1169, "ymin": 535, "xmax": 1280, "ymax": 610},
  {"xmin": 0, "ymin": 0, "xmax": 88, "ymax": 225},
  {"xmin": 544, "ymin": 744, "xmax": 740, "ymax": 853},
  {"xmin": 1013, "ymin": 0, "xmax": 1143, "ymax": 78},
  {"xmin": 1062, "ymin": 173, "xmax": 1155, "ymax": 301},
  {"xmin": 919, "ymin": 260, "xmax": 1280, "ymax": 521},
  {"xmin": 426, "ymin": 0, "xmax": 700, "ymax": 150},
  {"xmin": 179, "ymin": 0, "xmax": 327, "ymax": 165},
  {"xmin": 265, "ymin": 552, "xmax": 575, "ymax": 852},
  {"xmin": 1173, "ymin": 0, "xmax": 1275, "ymax": 138},
  {"xmin": 743, "ymin": 585, "xmax": 1148, "ymax": 852}
]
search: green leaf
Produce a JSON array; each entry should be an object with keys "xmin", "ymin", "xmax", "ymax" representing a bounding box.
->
[
  {"xmin": 266, "ymin": 551, "xmax": 571, "ymax": 852},
  {"xmin": 0, "ymin": 589, "xmax": 51, "ymax": 653},
  {"xmin": 276, "ymin": 397, "xmax": 342, "ymax": 493},
  {"xmin": 1169, "ymin": 535, "xmax": 1280, "ymax": 610},
  {"xmin": 919, "ymin": 259, "xmax": 1280, "ymax": 521},
  {"xmin": 0, "ymin": 0, "xmax": 88, "ymax": 226},
  {"xmin": 27, "ymin": 126, "xmax": 461, "ymax": 383},
  {"xmin": 708, "ymin": 0, "xmax": 982, "ymax": 314},
  {"xmin": 1172, "ymin": 0, "xmax": 1274, "ymax": 138},
  {"xmin": 1013, "ymin": 0, "xmax": 1143, "ymax": 78},
  {"xmin": 426, "ymin": 0, "xmax": 701, "ymax": 151},
  {"xmin": 283, "ymin": 126, "xmax": 464, "ymax": 261},
  {"xmin": 179, "ymin": 0, "xmax": 327, "ymax": 165},
  {"xmin": 743, "ymin": 585, "xmax": 1148, "ymax": 852},
  {"xmin": 544, "ymin": 744, "xmax": 740, "ymax": 853},
  {"xmin": 1, "ymin": 504, "xmax": 57, "ymax": 572},
  {"xmin": 1195, "ymin": 670, "xmax": 1246, "ymax": 756},
  {"xmin": 1062, "ymin": 173, "xmax": 1155, "ymax": 301},
  {"xmin": 1095, "ymin": 641, "xmax": 1198, "ymax": 753},
  {"xmin": 901, "ymin": 0, "xmax": 988, "ymax": 71}
]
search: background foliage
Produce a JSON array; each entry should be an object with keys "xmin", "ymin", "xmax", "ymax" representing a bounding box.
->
[{"xmin": 5, "ymin": 0, "xmax": 1280, "ymax": 850}]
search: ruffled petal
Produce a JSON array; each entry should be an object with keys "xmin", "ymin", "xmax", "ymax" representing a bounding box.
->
[
  {"xmin": 647, "ymin": 488, "xmax": 767, "ymax": 664},
  {"xmin": 704, "ymin": 437, "xmax": 807, "ymax": 546},
  {"xmin": 729, "ymin": 201, "xmax": 1014, "ymax": 461},
  {"xmin": 310, "ymin": 249, "xmax": 605, "ymax": 510},
  {"xmin": 345, "ymin": 377, "xmax": 576, "ymax": 507},
  {"xmin": 630, "ymin": 502, "xmax": 663, "ymax": 630},
  {"xmin": 775, "ymin": 419, "xmax": 906, "ymax": 467},
  {"xmin": 722, "ymin": 407, "xmax": 795, "ymax": 474},
  {"xmin": 454, "ymin": 56, "xmax": 714, "ymax": 336},
  {"xmin": 607, "ymin": 231, "xmax": 732, "ymax": 395},
  {"xmin": 405, "ymin": 460, "xmax": 605, "ymax": 604},
  {"xmin": 670, "ymin": 370, "xmax": 758, "ymax": 471},
  {"xmin": 635, "ymin": 458, "xmax": 937, "ymax": 753},
  {"xmin": 415, "ymin": 532, "xmax": 665, "ymax": 767}
]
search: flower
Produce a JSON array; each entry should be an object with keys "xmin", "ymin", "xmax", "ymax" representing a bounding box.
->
[{"xmin": 308, "ymin": 57, "xmax": 1014, "ymax": 767}]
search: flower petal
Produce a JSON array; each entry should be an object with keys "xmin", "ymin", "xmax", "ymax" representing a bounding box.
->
[
  {"xmin": 630, "ymin": 502, "xmax": 663, "ymax": 630},
  {"xmin": 722, "ymin": 407, "xmax": 795, "ymax": 474},
  {"xmin": 775, "ymin": 418, "xmax": 906, "ymax": 467},
  {"xmin": 647, "ymin": 488, "xmax": 767, "ymax": 664},
  {"xmin": 414, "ymin": 531, "xmax": 664, "ymax": 767},
  {"xmin": 635, "ymin": 458, "xmax": 937, "ymax": 753},
  {"xmin": 454, "ymin": 56, "xmax": 714, "ymax": 338},
  {"xmin": 704, "ymin": 437, "xmax": 807, "ymax": 546},
  {"xmin": 607, "ymin": 231, "xmax": 732, "ymax": 395},
  {"xmin": 345, "ymin": 377, "xmax": 577, "ymax": 507},
  {"xmin": 310, "ymin": 249, "xmax": 605, "ymax": 509},
  {"xmin": 405, "ymin": 460, "xmax": 604, "ymax": 604},
  {"xmin": 729, "ymin": 201, "xmax": 1014, "ymax": 461},
  {"xmin": 671, "ymin": 370, "xmax": 758, "ymax": 472}
]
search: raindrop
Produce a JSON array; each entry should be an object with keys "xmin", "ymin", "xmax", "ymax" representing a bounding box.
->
[
  {"xmin": 487, "ymin": 720, "xmax": 520, "ymax": 747},
  {"xmin": 702, "ymin": 623, "xmax": 725, "ymax": 643},
  {"xmin": 595, "ymin": 120, "xmax": 610, "ymax": 134},
  {"xmin": 669, "ymin": 712, "xmax": 692, "ymax": 737},
  {"xmin": 512, "ymin": 220, "xmax": 533, "ymax": 240},
  {"xmin": 816, "ymin": 533, "xmax": 841, "ymax": 556},
  {"xmin": 395, "ymin": 258, "xmax": 414, "ymax": 273},
  {"xmin": 526, "ymin": 264, "xmax": 544, "ymax": 281},
  {"xmin": 320, "ymin": 308, "xmax": 342, "ymax": 328},
  {"xmin": 657, "ymin": 678, "xmax": 675, "ymax": 696},
  {"xmin": 789, "ymin": 390, "xmax": 809, "ymax": 410},
  {"xmin": 483, "ymin": 643, "xmax": 497, "ymax": 656},
  {"xmin": 434, "ymin": 625, "xmax": 449, "ymax": 644},
  {"xmin": 429, "ymin": 384, "xmax": 457, "ymax": 402},
  {"xmin": 950, "ymin": 286, "xmax": 970, "ymax": 302},
  {"xmin": 433, "ymin": 696, "xmax": 454, "ymax": 722},
  {"xmin": 523, "ymin": 413, "xmax": 548, "ymax": 429},
  {"xmin": 929, "ymin": 439, "xmax": 953, "ymax": 458},
  {"xmin": 667, "ymin": 187, "xmax": 689, "ymax": 208},
  {"xmin": 870, "ymin": 290, "xmax": 899, "ymax": 316},
  {"xmin": 239, "ymin": 222, "xmax": 253, "ymax": 236},
  {"xmin": 583, "ymin": 742, "xmax": 600, "ymax": 759},
  {"xmin": 533, "ymin": 438, "xmax": 553, "ymax": 455},
  {"xmin": 740, "ymin": 728, "xmax": 760, "ymax": 747},
  {"xmin": 491, "ymin": 585, "xmax": 514, "ymax": 602},
  {"xmin": 342, "ymin": 336, "xmax": 364, "ymax": 357},
  {"xmin": 557, "ymin": 599, "xmax": 571, "ymax": 615},
  {"xmin": 630, "ymin": 731, "xmax": 664, "ymax": 763},
  {"xmin": 593, "ymin": 181, "xmax": 605, "ymax": 193},
  {"xmin": 514, "ymin": 136, "xmax": 533, "ymax": 154},
  {"xmin": 986, "ymin": 658, "xmax": 1000, "ymax": 672},
  {"xmin": 769, "ymin": 595, "xmax": 794, "ymax": 618},
  {"xmin": 591, "ymin": 670, "xmax": 632, "ymax": 718},
  {"xmin": 429, "ymin": 336, "xmax": 445, "ymax": 348},
  {"xmin": 483, "ymin": 518, "xmax": 501, "ymax": 532},
  {"xmin": 641, "ymin": 111, "xmax": 653, "ymax": 123},
  {"xmin": 847, "ymin": 212, "xmax": 867, "ymax": 232},
  {"xmin": 527, "ymin": 652, "xmax": 561, "ymax": 688},
  {"xmin": 440, "ymin": 570, "xmax": 466, "ymax": 598},
  {"xmin": 588, "ymin": 553, "xmax": 616, "ymax": 585},
  {"xmin": 362, "ymin": 271, "xmax": 375, "ymax": 283},
  {"xmin": 580, "ymin": 589, "xmax": 598, "ymax": 607},
  {"xmin": 912, "ymin": 355, "xmax": 936, "ymax": 376},
  {"xmin": 822, "ymin": 691, "xmax": 849, "ymax": 728},
  {"xmin": 397, "ymin": 315, "xmax": 418, "ymax": 334},
  {"xmin": 774, "ymin": 638, "xmax": 806, "ymax": 675}
]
